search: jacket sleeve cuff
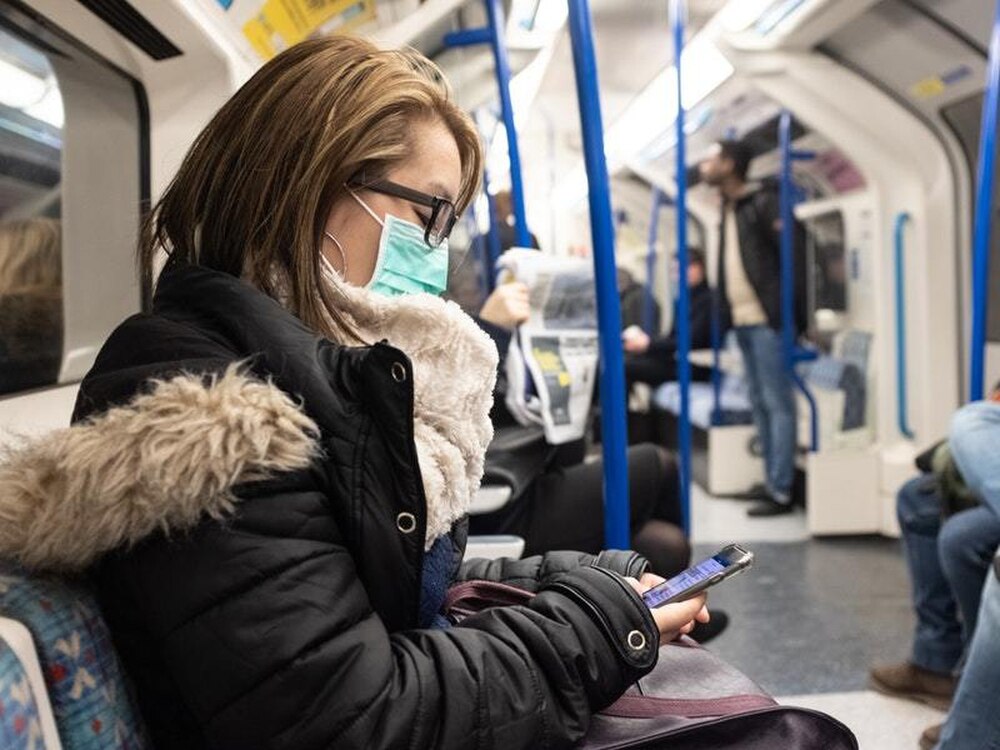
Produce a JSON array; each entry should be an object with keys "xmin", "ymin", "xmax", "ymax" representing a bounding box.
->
[
  {"xmin": 593, "ymin": 550, "xmax": 651, "ymax": 579},
  {"xmin": 541, "ymin": 565, "xmax": 659, "ymax": 671}
]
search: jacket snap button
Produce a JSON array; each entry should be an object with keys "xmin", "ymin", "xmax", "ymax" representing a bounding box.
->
[
  {"xmin": 627, "ymin": 630, "xmax": 646, "ymax": 651},
  {"xmin": 396, "ymin": 512, "xmax": 417, "ymax": 534},
  {"xmin": 391, "ymin": 362, "xmax": 407, "ymax": 383}
]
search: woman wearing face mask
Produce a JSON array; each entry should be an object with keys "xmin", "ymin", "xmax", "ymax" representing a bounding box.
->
[{"xmin": 0, "ymin": 37, "xmax": 708, "ymax": 749}]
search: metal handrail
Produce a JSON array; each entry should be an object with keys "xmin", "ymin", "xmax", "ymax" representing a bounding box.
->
[
  {"xmin": 778, "ymin": 111, "xmax": 819, "ymax": 452},
  {"xmin": 970, "ymin": 0, "xmax": 1000, "ymax": 401},
  {"xmin": 445, "ymin": 0, "xmax": 531, "ymax": 248},
  {"xmin": 671, "ymin": 0, "xmax": 692, "ymax": 534},
  {"xmin": 894, "ymin": 212, "xmax": 915, "ymax": 438},
  {"xmin": 567, "ymin": 0, "xmax": 631, "ymax": 548}
]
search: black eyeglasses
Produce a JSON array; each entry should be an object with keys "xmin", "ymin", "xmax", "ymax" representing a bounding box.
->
[{"xmin": 350, "ymin": 178, "xmax": 458, "ymax": 248}]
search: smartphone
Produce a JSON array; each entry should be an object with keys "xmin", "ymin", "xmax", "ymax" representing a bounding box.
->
[{"xmin": 641, "ymin": 543, "xmax": 754, "ymax": 609}]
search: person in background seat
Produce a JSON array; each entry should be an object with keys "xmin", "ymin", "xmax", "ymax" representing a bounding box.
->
[
  {"xmin": 492, "ymin": 188, "xmax": 540, "ymax": 251},
  {"xmin": 933, "ymin": 546, "xmax": 1000, "ymax": 749},
  {"xmin": 473, "ymin": 270, "xmax": 729, "ymax": 643},
  {"xmin": 621, "ymin": 247, "xmax": 714, "ymax": 391},
  {"xmin": 699, "ymin": 139, "xmax": 807, "ymax": 517},
  {"xmin": 870, "ymin": 394, "xmax": 1000, "ymax": 749},
  {"xmin": 473, "ymin": 277, "xmax": 692, "ymax": 583}
]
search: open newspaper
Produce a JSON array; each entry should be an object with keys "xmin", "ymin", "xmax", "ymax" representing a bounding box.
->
[{"xmin": 499, "ymin": 249, "xmax": 599, "ymax": 445}]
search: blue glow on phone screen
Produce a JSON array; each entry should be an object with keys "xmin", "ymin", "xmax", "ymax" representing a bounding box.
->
[{"xmin": 641, "ymin": 555, "xmax": 729, "ymax": 608}]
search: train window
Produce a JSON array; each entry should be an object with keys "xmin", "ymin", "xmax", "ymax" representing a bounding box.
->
[
  {"xmin": 0, "ymin": 8, "xmax": 144, "ymax": 399},
  {"xmin": 0, "ymin": 24, "xmax": 63, "ymax": 396},
  {"xmin": 805, "ymin": 211, "xmax": 847, "ymax": 325},
  {"xmin": 941, "ymin": 92, "xmax": 1000, "ymax": 342}
]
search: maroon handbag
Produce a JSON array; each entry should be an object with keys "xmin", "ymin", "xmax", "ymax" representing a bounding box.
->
[{"xmin": 445, "ymin": 581, "xmax": 858, "ymax": 750}]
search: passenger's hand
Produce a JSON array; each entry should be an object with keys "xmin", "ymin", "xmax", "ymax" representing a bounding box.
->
[
  {"xmin": 625, "ymin": 575, "xmax": 709, "ymax": 642},
  {"xmin": 622, "ymin": 326, "xmax": 651, "ymax": 354},
  {"xmin": 480, "ymin": 282, "xmax": 530, "ymax": 330}
]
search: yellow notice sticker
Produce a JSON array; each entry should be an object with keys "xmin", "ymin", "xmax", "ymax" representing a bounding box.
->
[
  {"xmin": 910, "ymin": 76, "xmax": 946, "ymax": 99},
  {"xmin": 243, "ymin": 0, "xmax": 374, "ymax": 60}
]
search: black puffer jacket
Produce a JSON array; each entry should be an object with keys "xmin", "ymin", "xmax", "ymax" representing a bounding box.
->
[
  {"xmin": 66, "ymin": 263, "xmax": 659, "ymax": 750},
  {"xmin": 716, "ymin": 185, "xmax": 809, "ymax": 334}
]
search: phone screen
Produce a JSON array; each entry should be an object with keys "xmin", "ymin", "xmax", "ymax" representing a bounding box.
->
[{"xmin": 641, "ymin": 554, "xmax": 732, "ymax": 609}]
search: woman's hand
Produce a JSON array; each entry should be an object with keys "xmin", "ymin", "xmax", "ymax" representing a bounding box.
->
[
  {"xmin": 625, "ymin": 574, "xmax": 710, "ymax": 642},
  {"xmin": 480, "ymin": 282, "xmax": 530, "ymax": 330}
]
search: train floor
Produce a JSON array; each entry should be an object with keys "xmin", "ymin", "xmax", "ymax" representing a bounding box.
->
[{"xmin": 690, "ymin": 485, "xmax": 944, "ymax": 750}]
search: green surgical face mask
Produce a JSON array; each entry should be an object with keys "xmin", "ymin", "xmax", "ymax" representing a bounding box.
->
[{"xmin": 350, "ymin": 190, "xmax": 449, "ymax": 297}]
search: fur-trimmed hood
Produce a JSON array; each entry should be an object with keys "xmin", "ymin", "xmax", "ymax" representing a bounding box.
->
[
  {"xmin": 0, "ymin": 367, "xmax": 319, "ymax": 572},
  {"xmin": 0, "ymin": 263, "xmax": 499, "ymax": 570}
]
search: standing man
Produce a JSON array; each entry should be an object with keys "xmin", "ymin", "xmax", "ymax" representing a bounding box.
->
[{"xmin": 699, "ymin": 140, "xmax": 807, "ymax": 517}]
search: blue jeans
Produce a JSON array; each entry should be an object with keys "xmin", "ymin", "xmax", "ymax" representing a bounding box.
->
[
  {"xmin": 897, "ymin": 477, "xmax": 1000, "ymax": 672},
  {"xmin": 735, "ymin": 325, "xmax": 796, "ymax": 500},
  {"xmin": 936, "ymin": 569, "xmax": 1000, "ymax": 750}
]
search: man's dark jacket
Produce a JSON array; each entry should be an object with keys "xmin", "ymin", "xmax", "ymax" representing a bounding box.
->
[{"xmin": 716, "ymin": 185, "xmax": 809, "ymax": 334}]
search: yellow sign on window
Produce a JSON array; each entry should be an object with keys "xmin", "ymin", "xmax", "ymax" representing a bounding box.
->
[{"xmin": 243, "ymin": 0, "xmax": 375, "ymax": 60}]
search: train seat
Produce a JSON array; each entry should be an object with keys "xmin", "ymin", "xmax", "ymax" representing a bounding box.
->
[
  {"xmin": 651, "ymin": 374, "xmax": 762, "ymax": 495},
  {"xmin": 797, "ymin": 330, "xmax": 873, "ymax": 451},
  {"xmin": 652, "ymin": 374, "xmax": 754, "ymax": 430},
  {"xmin": 0, "ymin": 565, "xmax": 148, "ymax": 749},
  {"xmin": 0, "ymin": 617, "xmax": 62, "ymax": 749},
  {"xmin": 463, "ymin": 425, "xmax": 545, "ymax": 562}
]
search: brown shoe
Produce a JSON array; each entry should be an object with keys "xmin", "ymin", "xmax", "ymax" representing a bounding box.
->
[
  {"xmin": 869, "ymin": 662, "xmax": 956, "ymax": 710},
  {"xmin": 919, "ymin": 722, "xmax": 942, "ymax": 750}
]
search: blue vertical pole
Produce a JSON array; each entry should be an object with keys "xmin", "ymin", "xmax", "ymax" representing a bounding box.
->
[
  {"xmin": 779, "ymin": 112, "xmax": 797, "ymax": 373},
  {"xmin": 484, "ymin": 0, "xmax": 531, "ymax": 247},
  {"xmin": 671, "ymin": 0, "xmax": 691, "ymax": 534},
  {"xmin": 970, "ymin": 0, "xmax": 1000, "ymax": 401},
  {"xmin": 710, "ymin": 293, "xmax": 723, "ymax": 425},
  {"xmin": 567, "ymin": 0, "xmax": 630, "ymax": 549},
  {"xmin": 779, "ymin": 111, "xmax": 819, "ymax": 451},
  {"xmin": 483, "ymin": 172, "xmax": 501, "ymax": 292},
  {"xmin": 894, "ymin": 212, "xmax": 915, "ymax": 438},
  {"xmin": 645, "ymin": 188, "xmax": 663, "ymax": 335}
]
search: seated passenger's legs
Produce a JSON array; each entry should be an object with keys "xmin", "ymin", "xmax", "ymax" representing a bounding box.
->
[
  {"xmin": 936, "ymin": 568, "xmax": 1000, "ymax": 750},
  {"xmin": 871, "ymin": 477, "xmax": 961, "ymax": 710},
  {"xmin": 896, "ymin": 476, "xmax": 964, "ymax": 674},
  {"xmin": 624, "ymin": 352, "xmax": 677, "ymax": 391},
  {"xmin": 937, "ymin": 505, "xmax": 1000, "ymax": 643},
  {"xmin": 470, "ymin": 443, "xmax": 690, "ymax": 578}
]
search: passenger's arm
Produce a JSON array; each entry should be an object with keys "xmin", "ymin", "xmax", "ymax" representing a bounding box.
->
[
  {"xmin": 112, "ymin": 489, "xmax": 658, "ymax": 750},
  {"xmin": 948, "ymin": 401, "xmax": 1000, "ymax": 517},
  {"xmin": 458, "ymin": 549, "xmax": 650, "ymax": 592}
]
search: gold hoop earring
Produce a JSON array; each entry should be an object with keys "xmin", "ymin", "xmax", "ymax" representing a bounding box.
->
[{"xmin": 324, "ymin": 231, "xmax": 348, "ymax": 279}]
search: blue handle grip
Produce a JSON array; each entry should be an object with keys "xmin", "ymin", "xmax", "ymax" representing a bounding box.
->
[{"xmin": 894, "ymin": 212, "xmax": 914, "ymax": 439}]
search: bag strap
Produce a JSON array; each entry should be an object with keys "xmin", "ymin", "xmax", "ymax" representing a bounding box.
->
[
  {"xmin": 444, "ymin": 580, "xmax": 536, "ymax": 619},
  {"xmin": 603, "ymin": 693, "xmax": 777, "ymax": 719}
]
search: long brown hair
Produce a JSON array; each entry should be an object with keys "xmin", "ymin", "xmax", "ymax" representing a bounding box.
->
[{"xmin": 141, "ymin": 36, "xmax": 483, "ymax": 339}]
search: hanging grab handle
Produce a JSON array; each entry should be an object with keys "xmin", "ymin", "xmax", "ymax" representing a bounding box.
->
[{"xmin": 894, "ymin": 212, "xmax": 915, "ymax": 439}]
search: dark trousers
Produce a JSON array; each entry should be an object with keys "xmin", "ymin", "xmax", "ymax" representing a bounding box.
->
[
  {"xmin": 625, "ymin": 352, "xmax": 678, "ymax": 391},
  {"xmin": 470, "ymin": 443, "xmax": 690, "ymax": 577}
]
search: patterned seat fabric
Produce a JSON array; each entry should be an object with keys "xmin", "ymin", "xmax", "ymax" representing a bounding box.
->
[
  {"xmin": 0, "ymin": 638, "xmax": 48, "ymax": 749},
  {"xmin": 0, "ymin": 565, "xmax": 148, "ymax": 749}
]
